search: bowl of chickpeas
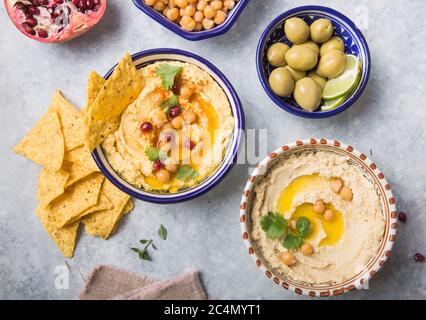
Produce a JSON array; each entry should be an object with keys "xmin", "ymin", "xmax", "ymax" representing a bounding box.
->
[
  {"xmin": 133, "ymin": 0, "xmax": 249, "ymax": 40},
  {"xmin": 256, "ymin": 6, "xmax": 371, "ymax": 119}
]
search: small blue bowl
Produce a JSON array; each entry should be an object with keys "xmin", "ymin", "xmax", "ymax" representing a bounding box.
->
[
  {"xmin": 132, "ymin": 0, "xmax": 250, "ymax": 41},
  {"xmin": 92, "ymin": 49, "xmax": 245, "ymax": 204},
  {"xmin": 256, "ymin": 6, "xmax": 371, "ymax": 119}
]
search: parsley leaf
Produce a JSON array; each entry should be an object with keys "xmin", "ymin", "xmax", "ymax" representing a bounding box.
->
[
  {"xmin": 176, "ymin": 165, "xmax": 199, "ymax": 181},
  {"xmin": 160, "ymin": 95, "xmax": 180, "ymax": 112},
  {"xmin": 283, "ymin": 234, "xmax": 304, "ymax": 250},
  {"xmin": 260, "ymin": 212, "xmax": 288, "ymax": 239},
  {"xmin": 158, "ymin": 225, "xmax": 168, "ymax": 240},
  {"xmin": 296, "ymin": 217, "xmax": 311, "ymax": 238},
  {"xmin": 156, "ymin": 64, "xmax": 183, "ymax": 90}
]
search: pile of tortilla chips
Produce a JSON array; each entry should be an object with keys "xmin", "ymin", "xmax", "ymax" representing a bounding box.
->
[{"xmin": 13, "ymin": 53, "xmax": 143, "ymax": 258}]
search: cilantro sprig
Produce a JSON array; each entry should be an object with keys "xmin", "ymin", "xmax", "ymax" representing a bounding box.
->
[
  {"xmin": 176, "ymin": 165, "xmax": 199, "ymax": 181},
  {"xmin": 156, "ymin": 63, "xmax": 183, "ymax": 90},
  {"xmin": 145, "ymin": 146, "xmax": 167, "ymax": 162},
  {"xmin": 131, "ymin": 225, "xmax": 168, "ymax": 262},
  {"xmin": 260, "ymin": 213, "xmax": 311, "ymax": 250}
]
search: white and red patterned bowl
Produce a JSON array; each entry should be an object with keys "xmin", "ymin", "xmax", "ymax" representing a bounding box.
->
[{"xmin": 239, "ymin": 138, "xmax": 397, "ymax": 297}]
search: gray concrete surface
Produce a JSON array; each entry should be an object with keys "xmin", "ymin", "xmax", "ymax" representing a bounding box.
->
[{"xmin": 0, "ymin": 0, "xmax": 425, "ymax": 299}]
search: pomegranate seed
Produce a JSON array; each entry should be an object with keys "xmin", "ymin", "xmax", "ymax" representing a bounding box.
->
[
  {"xmin": 165, "ymin": 135, "xmax": 172, "ymax": 143},
  {"xmin": 172, "ymin": 83, "xmax": 181, "ymax": 95},
  {"xmin": 53, "ymin": 0, "xmax": 64, "ymax": 4},
  {"xmin": 153, "ymin": 159, "xmax": 163, "ymax": 171},
  {"xmin": 414, "ymin": 253, "xmax": 425, "ymax": 262},
  {"xmin": 22, "ymin": 22, "xmax": 35, "ymax": 35},
  {"xmin": 26, "ymin": 17, "xmax": 37, "ymax": 27},
  {"xmin": 14, "ymin": 2, "xmax": 25, "ymax": 10},
  {"xmin": 140, "ymin": 122, "xmax": 153, "ymax": 133},
  {"xmin": 185, "ymin": 140, "xmax": 196, "ymax": 150},
  {"xmin": 398, "ymin": 212, "xmax": 407, "ymax": 223},
  {"xmin": 86, "ymin": 0, "xmax": 95, "ymax": 10},
  {"xmin": 27, "ymin": 6, "xmax": 40, "ymax": 15},
  {"xmin": 168, "ymin": 106, "xmax": 181, "ymax": 118},
  {"xmin": 37, "ymin": 29, "xmax": 48, "ymax": 38}
]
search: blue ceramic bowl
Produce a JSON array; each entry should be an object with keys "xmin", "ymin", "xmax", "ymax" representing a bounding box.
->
[
  {"xmin": 92, "ymin": 49, "xmax": 245, "ymax": 204},
  {"xmin": 132, "ymin": 0, "xmax": 249, "ymax": 41},
  {"xmin": 256, "ymin": 6, "xmax": 371, "ymax": 119}
]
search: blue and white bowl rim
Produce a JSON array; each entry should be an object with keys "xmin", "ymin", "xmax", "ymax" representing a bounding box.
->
[
  {"xmin": 92, "ymin": 48, "xmax": 245, "ymax": 204},
  {"xmin": 256, "ymin": 5, "xmax": 371, "ymax": 119}
]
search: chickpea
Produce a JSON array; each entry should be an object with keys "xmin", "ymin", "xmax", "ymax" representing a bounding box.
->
[
  {"xmin": 184, "ymin": 5, "xmax": 196, "ymax": 16},
  {"xmin": 204, "ymin": 5, "xmax": 216, "ymax": 19},
  {"xmin": 214, "ymin": 10, "xmax": 227, "ymax": 25},
  {"xmin": 211, "ymin": 0, "xmax": 223, "ymax": 10},
  {"xmin": 223, "ymin": 0, "xmax": 235, "ymax": 10},
  {"xmin": 289, "ymin": 219, "xmax": 296, "ymax": 230},
  {"xmin": 156, "ymin": 168, "xmax": 170, "ymax": 183},
  {"xmin": 162, "ymin": 7, "xmax": 169, "ymax": 16},
  {"xmin": 180, "ymin": 16, "xmax": 196, "ymax": 31},
  {"xmin": 194, "ymin": 10, "xmax": 204, "ymax": 22},
  {"xmin": 180, "ymin": 8, "xmax": 186, "ymax": 16},
  {"xmin": 194, "ymin": 22, "xmax": 203, "ymax": 31},
  {"xmin": 202, "ymin": 18, "xmax": 215, "ymax": 30},
  {"xmin": 313, "ymin": 199, "xmax": 326, "ymax": 214},
  {"xmin": 323, "ymin": 209, "xmax": 334, "ymax": 221},
  {"xmin": 172, "ymin": 116, "xmax": 184, "ymax": 129},
  {"xmin": 188, "ymin": 0, "xmax": 197, "ymax": 3},
  {"xmin": 166, "ymin": 7, "xmax": 180, "ymax": 21},
  {"xmin": 145, "ymin": 0, "xmax": 157, "ymax": 6},
  {"xmin": 180, "ymin": 85, "xmax": 193, "ymax": 99},
  {"xmin": 165, "ymin": 162, "xmax": 178, "ymax": 172},
  {"xmin": 150, "ymin": 108, "xmax": 167, "ymax": 127},
  {"xmin": 175, "ymin": 0, "xmax": 188, "ymax": 8},
  {"xmin": 197, "ymin": 0, "xmax": 207, "ymax": 11},
  {"xmin": 330, "ymin": 178, "xmax": 343, "ymax": 193},
  {"xmin": 340, "ymin": 186, "xmax": 353, "ymax": 201},
  {"xmin": 279, "ymin": 252, "xmax": 296, "ymax": 266},
  {"xmin": 183, "ymin": 110, "xmax": 198, "ymax": 124},
  {"xmin": 300, "ymin": 243, "xmax": 314, "ymax": 256},
  {"xmin": 153, "ymin": 1, "xmax": 166, "ymax": 11}
]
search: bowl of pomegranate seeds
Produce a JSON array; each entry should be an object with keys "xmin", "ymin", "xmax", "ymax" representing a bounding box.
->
[{"xmin": 5, "ymin": 0, "xmax": 106, "ymax": 43}]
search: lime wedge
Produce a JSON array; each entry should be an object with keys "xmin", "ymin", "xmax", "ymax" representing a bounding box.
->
[
  {"xmin": 322, "ymin": 55, "xmax": 362, "ymax": 101},
  {"xmin": 321, "ymin": 95, "xmax": 347, "ymax": 111}
]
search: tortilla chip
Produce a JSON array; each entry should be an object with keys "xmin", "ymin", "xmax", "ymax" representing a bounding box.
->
[
  {"xmin": 82, "ymin": 179, "xmax": 130, "ymax": 239},
  {"xmin": 62, "ymin": 160, "xmax": 96, "ymax": 188},
  {"xmin": 64, "ymin": 145, "xmax": 99, "ymax": 172},
  {"xmin": 37, "ymin": 168, "xmax": 70, "ymax": 209},
  {"xmin": 48, "ymin": 173, "xmax": 104, "ymax": 228},
  {"xmin": 14, "ymin": 111, "xmax": 64, "ymax": 172},
  {"xmin": 87, "ymin": 71, "xmax": 106, "ymax": 109},
  {"xmin": 36, "ymin": 206, "xmax": 79, "ymax": 258},
  {"xmin": 84, "ymin": 53, "xmax": 143, "ymax": 151},
  {"xmin": 67, "ymin": 190, "xmax": 113, "ymax": 225},
  {"xmin": 49, "ymin": 90, "xmax": 85, "ymax": 151},
  {"xmin": 111, "ymin": 199, "xmax": 134, "ymax": 234}
]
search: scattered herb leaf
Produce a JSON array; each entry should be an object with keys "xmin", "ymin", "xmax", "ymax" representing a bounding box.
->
[
  {"xmin": 145, "ymin": 147, "xmax": 167, "ymax": 162},
  {"xmin": 176, "ymin": 165, "xmax": 199, "ymax": 181},
  {"xmin": 156, "ymin": 64, "xmax": 183, "ymax": 90},
  {"xmin": 160, "ymin": 95, "xmax": 180, "ymax": 112},
  {"xmin": 283, "ymin": 234, "xmax": 304, "ymax": 250},
  {"xmin": 140, "ymin": 239, "xmax": 149, "ymax": 244},
  {"xmin": 296, "ymin": 216, "xmax": 311, "ymax": 238},
  {"xmin": 260, "ymin": 212, "xmax": 288, "ymax": 239},
  {"xmin": 158, "ymin": 225, "xmax": 168, "ymax": 240}
]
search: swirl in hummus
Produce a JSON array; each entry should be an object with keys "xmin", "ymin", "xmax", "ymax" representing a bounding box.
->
[
  {"xmin": 251, "ymin": 151, "xmax": 385, "ymax": 285},
  {"xmin": 102, "ymin": 61, "xmax": 234, "ymax": 193}
]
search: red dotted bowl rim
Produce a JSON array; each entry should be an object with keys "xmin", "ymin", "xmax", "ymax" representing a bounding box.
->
[{"xmin": 239, "ymin": 138, "xmax": 397, "ymax": 297}]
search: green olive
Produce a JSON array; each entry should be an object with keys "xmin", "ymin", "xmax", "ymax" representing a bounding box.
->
[
  {"xmin": 294, "ymin": 77, "xmax": 322, "ymax": 112},
  {"xmin": 285, "ymin": 45, "xmax": 318, "ymax": 71},
  {"xmin": 284, "ymin": 66, "xmax": 306, "ymax": 81},
  {"xmin": 310, "ymin": 18, "xmax": 334, "ymax": 43},
  {"xmin": 317, "ymin": 50, "xmax": 347, "ymax": 78},
  {"xmin": 295, "ymin": 40, "xmax": 320, "ymax": 56},
  {"xmin": 284, "ymin": 17, "xmax": 310, "ymax": 44},
  {"xmin": 267, "ymin": 43, "xmax": 290, "ymax": 67},
  {"xmin": 269, "ymin": 67, "xmax": 295, "ymax": 97},
  {"xmin": 320, "ymin": 36, "xmax": 344, "ymax": 57},
  {"xmin": 308, "ymin": 71, "xmax": 327, "ymax": 90}
]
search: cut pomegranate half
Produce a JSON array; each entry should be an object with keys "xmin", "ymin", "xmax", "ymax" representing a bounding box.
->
[{"xmin": 5, "ymin": 0, "xmax": 106, "ymax": 43}]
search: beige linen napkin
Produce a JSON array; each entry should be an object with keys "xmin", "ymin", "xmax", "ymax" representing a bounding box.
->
[{"xmin": 78, "ymin": 265, "xmax": 208, "ymax": 300}]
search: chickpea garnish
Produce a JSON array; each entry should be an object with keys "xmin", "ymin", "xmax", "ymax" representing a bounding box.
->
[
  {"xmin": 180, "ymin": 85, "xmax": 193, "ymax": 99},
  {"xmin": 289, "ymin": 219, "xmax": 296, "ymax": 230},
  {"xmin": 183, "ymin": 110, "xmax": 198, "ymax": 124},
  {"xmin": 150, "ymin": 108, "xmax": 167, "ymax": 127},
  {"xmin": 279, "ymin": 252, "xmax": 296, "ymax": 266},
  {"xmin": 172, "ymin": 116, "xmax": 184, "ymax": 129},
  {"xmin": 313, "ymin": 199, "xmax": 326, "ymax": 214},
  {"xmin": 165, "ymin": 162, "xmax": 178, "ymax": 172},
  {"xmin": 323, "ymin": 209, "xmax": 334, "ymax": 221},
  {"xmin": 300, "ymin": 243, "xmax": 314, "ymax": 256},
  {"xmin": 340, "ymin": 186, "xmax": 353, "ymax": 201},
  {"xmin": 156, "ymin": 168, "xmax": 171, "ymax": 183},
  {"xmin": 330, "ymin": 178, "xmax": 343, "ymax": 193}
]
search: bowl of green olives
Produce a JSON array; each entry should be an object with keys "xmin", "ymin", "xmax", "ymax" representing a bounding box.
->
[{"xmin": 256, "ymin": 6, "xmax": 371, "ymax": 119}]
